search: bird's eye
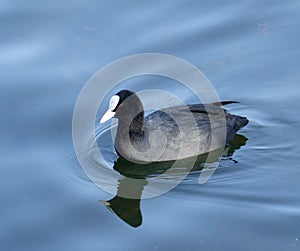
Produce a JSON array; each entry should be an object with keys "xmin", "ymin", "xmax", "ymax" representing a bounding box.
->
[{"xmin": 109, "ymin": 95, "xmax": 120, "ymax": 110}]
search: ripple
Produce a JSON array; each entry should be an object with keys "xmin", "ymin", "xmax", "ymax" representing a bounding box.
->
[{"xmin": 70, "ymin": 121, "xmax": 249, "ymax": 199}]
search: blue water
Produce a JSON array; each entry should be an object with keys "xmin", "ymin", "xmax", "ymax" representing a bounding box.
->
[{"xmin": 1, "ymin": 0, "xmax": 300, "ymax": 250}]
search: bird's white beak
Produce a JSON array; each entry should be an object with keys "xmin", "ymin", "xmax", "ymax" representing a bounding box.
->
[{"xmin": 100, "ymin": 109, "xmax": 115, "ymax": 123}]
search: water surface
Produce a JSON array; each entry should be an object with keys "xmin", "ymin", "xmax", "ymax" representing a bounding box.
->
[{"xmin": 1, "ymin": 0, "xmax": 300, "ymax": 250}]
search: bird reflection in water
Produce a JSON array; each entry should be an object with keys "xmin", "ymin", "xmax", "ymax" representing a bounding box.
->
[{"xmin": 100, "ymin": 134, "xmax": 247, "ymax": 227}]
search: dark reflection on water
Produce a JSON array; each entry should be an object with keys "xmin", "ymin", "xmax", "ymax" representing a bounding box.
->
[
  {"xmin": 101, "ymin": 134, "xmax": 247, "ymax": 227},
  {"xmin": 101, "ymin": 178, "xmax": 146, "ymax": 228}
]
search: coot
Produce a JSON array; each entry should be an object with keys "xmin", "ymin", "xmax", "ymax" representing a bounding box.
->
[{"xmin": 100, "ymin": 90, "xmax": 248, "ymax": 163}]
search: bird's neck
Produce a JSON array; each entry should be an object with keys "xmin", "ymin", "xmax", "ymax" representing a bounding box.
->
[
  {"xmin": 117, "ymin": 111, "xmax": 145, "ymax": 141},
  {"xmin": 129, "ymin": 112, "xmax": 144, "ymax": 135}
]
